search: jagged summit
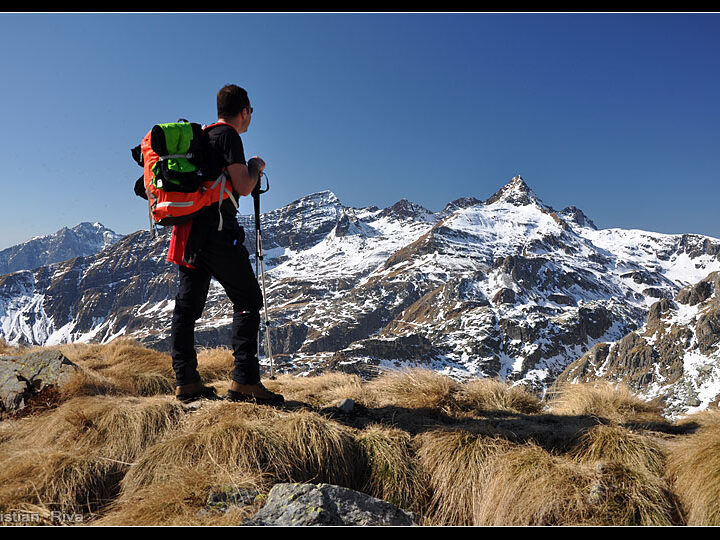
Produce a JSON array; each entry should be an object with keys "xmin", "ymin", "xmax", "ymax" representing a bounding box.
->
[
  {"xmin": 291, "ymin": 190, "xmax": 341, "ymax": 207},
  {"xmin": 378, "ymin": 199, "xmax": 434, "ymax": 221},
  {"xmin": 442, "ymin": 197, "xmax": 483, "ymax": 215},
  {"xmin": 559, "ymin": 206, "xmax": 597, "ymax": 230},
  {"xmin": 0, "ymin": 222, "xmax": 122, "ymax": 275},
  {"xmin": 485, "ymin": 175, "xmax": 547, "ymax": 208}
]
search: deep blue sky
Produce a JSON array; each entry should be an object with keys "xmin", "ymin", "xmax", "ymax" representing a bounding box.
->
[{"xmin": 0, "ymin": 13, "xmax": 718, "ymax": 249}]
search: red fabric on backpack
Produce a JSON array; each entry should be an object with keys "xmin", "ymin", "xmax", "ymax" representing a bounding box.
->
[{"xmin": 167, "ymin": 220, "xmax": 195, "ymax": 268}]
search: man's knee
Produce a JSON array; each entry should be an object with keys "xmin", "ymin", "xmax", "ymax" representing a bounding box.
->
[{"xmin": 173, "ymin": 296, "xmax": 205, "ymax": 323}]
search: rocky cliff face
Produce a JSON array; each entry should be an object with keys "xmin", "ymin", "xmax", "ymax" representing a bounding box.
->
[
  {"xmin": 1, "ymin": 177, "xmax": 719, "ymax": 405},
  {"xmin": 556, "ymin": 271, "xmax": 720, "ymax": 417}
]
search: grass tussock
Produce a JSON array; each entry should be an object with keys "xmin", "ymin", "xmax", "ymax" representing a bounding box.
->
[
  {"xmin": 456, "ymin": 378, "xmax": 542, "ymax": 414},
  {"xmin": 2, "ymin": 338, "xmax": 719, "ymax": 526},
  {"xmin": 96, "ymin": 467, "xmax": 265, "ymax": 526},
  {"xmin": 547, "ymin": 381, "xmax": 666, "ymax": 424},
  {"xmin": 356, "ymin": 424, "xmax": 429, "ymax": 512},
  {"xmin": 268, "ymin": 372, "xmax": 364, "ymax": 407},
  {"xmin": 473, "ymin": 443, "xmax": 680, "ymax": 526},
  {"xmin": 666, "ymin": 421, "xmax": 720, "ymax": 525},
  {"xmin": 0, "ymin": 449, "xmax": 125, "ymax": 515},
  {"xmin": 1, "ymin": 395, "xmax": 184, "ymax": 463},
  {"xmin": 55, "ymin": 340, "xmax": 237, "ymax": 398},
  {"xmin": 571, "ymin": 423, "xmax": 666, "ymax": 477},
  {"xmin": 0, "ymin": 337, "xmax": 24, "ymax": 356},
  {"xmin": 0, "ymin": 394, "xmax": 185, "ymax": 516},
  {"xmin": 416, "ymin": 430, "xmax": 515, "ymax": 525},
  {"xmin": 121, "ymin": 402, "xmax": 362, "ymax": 498},
  {"xmin": 363, "ymin": 368, "xmax": 459, "ymax": 411}
]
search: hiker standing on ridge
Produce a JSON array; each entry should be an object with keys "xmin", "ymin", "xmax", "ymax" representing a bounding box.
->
[{"xmin": 168, "ymin": 84, "xmax": 284, "ymax": 406}]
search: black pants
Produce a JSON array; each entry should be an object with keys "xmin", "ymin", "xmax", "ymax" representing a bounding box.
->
[{"xmin": 170, "ymin": 227, "xmax": 263, "ymax": 386}]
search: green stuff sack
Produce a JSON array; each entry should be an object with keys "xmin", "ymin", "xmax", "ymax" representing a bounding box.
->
[{"xmin": 149, "ymin": 122, "xmax": 210, "ymax": 192}]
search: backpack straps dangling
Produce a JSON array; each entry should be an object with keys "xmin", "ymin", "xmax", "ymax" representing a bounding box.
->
[{"xmin": 209, "ymin": 170, "xmax": 239, "ymax": 232}]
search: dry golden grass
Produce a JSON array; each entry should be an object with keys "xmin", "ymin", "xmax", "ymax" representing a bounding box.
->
[
  {"xmin": 267, "ymin": 371, "xmax": 364, "ymax": 407},
  {"xmin": 1, "ymin": 395, "xmax": 184, "ymax": 463},
  {"xmin": 271, "ymin": 410, "xmax": 362, "ymax": 486},
  {"xmin": 0, "ymin": 449, "xmax": 124, "ymax": 515},
  {"xmin": 666, "ymin": 421, "xmax": 720, "ymax": 525},
  {"xmin": 96, "ymin": 466, "xmax": 265, "ymax": 526},
  {"xmin": 52, "ymin": 340, "xmax": 236, "ymax": 398},
  {"xmin": 120, "ymin": 401, "xmax": 363, "ymax": 501},
  {"xmin": 120, "ymin": 401, "xmax": 286, "ymax": 496},
  {"xmin": 2, "ymin": 339, "xmax": 719, "ymax": 526},
  {"xmin": 571, "ymin": 423, "xmax": 666, "ymax": 477},
  {"xmin": 362, "ymin": 368, "xmax": 459, "ymax": 410},
  {"xmin": 474, "ymin": 443, "xmax": 680, "ymax": 526},
  {"xmin": 0, "ymin": 338, "xmax": 24, "ymax": 356},
  {"xmin": 415, "ymin": 429, "xmax": 515, "ymax": 525},
  {"xmin": 455, "ymin": 378, "xmax": 542, "ymax": 414},
  {"xmin": 0, "ymin": 393, "xmax": 185, "ymax": 516},
  {"xmin": 356, "ymin": 424, "xmax": 429, "ymax": 512},
  {"xmin": 675, "ymin": 407, "xmax": 720, "ymax": 430},
  {"xmin": 547, "ymin": 381, "xmax": 666, "ymax": 424}
]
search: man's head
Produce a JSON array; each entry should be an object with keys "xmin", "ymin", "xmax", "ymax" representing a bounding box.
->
[{"xmin": 217, "ymin": 84, "xmax": 252, "ymax": 133}]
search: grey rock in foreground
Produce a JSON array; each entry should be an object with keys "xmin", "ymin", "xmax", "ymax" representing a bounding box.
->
[
  {"xmin": 243, "ymin": 483, "xmax": 416, "ymax": 526},
  {"xmin": 0, "ymin": 350, "xmax": 77, "ymax": 412}
]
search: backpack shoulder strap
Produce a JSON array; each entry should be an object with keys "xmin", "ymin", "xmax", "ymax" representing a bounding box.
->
[{"xmin": 203, "ymin": 121, "xmax": 239, "ymax": 133}]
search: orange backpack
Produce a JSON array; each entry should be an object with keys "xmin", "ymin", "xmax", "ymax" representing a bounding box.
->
[{"xmin": 132, "ymin": 121, "xmax": 238, "ymax": 234}]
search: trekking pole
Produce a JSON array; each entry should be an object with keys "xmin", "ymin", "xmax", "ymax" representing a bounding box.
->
[{"xmin": 252, "ymin": 172, "xmax": 275, "ymax": 379}]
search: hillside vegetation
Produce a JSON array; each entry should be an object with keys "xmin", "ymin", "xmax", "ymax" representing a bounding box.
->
[{"xmin": 1, "ymin": 338, "xmax": 719, "ymax": 526}]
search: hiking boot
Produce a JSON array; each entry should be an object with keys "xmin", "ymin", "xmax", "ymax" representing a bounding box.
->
[
  {"xmin": 225, "ymin": 381, "xmax": 284, "ymax": 406},
  {"xmin": 175, "ymin": 381, "xmax": 217, "ymax": 403}
]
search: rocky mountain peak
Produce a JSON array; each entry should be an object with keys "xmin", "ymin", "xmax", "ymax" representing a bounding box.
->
[
  {"xmin": 559, "ymin": 206, "xmax": 597, "ymax": 230},
  {"xmin": 442, "ymin": 197, "xmax": 483, "ymax": 215},
  {"xmin": 485, "ymin": 175, "xmax": 546, "ymax": 208},
  {"xmin": 0, "ymin": 222, "xmax": 122, "ymax": 275},
  {"xmin": 377, "ymin": 199, "xmax": 434, "ymax": 221}
]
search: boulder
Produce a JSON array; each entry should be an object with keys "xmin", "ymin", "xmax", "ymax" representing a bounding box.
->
[
  {"xmin": 243, "ymin": 483, "xmax": 416, "ymax": 526},
  {"xmin": 0, "ymin": 350, "xmax": 77, "ymax": 412}
]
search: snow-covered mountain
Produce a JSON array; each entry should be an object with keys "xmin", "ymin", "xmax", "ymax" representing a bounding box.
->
[
  {"xmin": 0, "ymin": 222, "xmax": 122, "ymax": 275},
  {"xmin": 557, "ymin": 271, "xmax": 720, "ymax": 418},
  {"xmin": 1, "ymin": 177, "xmax": 719, "ymax": 412}
]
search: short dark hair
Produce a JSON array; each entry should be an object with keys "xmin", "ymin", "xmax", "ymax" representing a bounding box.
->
[{"xmin": 217, "ymin": 84, "xmax": 250, "ymax": 118}]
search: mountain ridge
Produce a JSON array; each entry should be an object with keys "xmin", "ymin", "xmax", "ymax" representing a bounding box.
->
[{"xmin": 1, "ymin": 176, "xmax": 719, "ymax": 415}]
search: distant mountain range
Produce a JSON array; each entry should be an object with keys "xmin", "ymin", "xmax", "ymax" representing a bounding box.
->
[
  {"xmin": 0, "ymin": 222, "xmax": 122, "ymax": 275},
  {"xmin": 1, "ymin": 177, "xmax": 719, "ymax": 416}
]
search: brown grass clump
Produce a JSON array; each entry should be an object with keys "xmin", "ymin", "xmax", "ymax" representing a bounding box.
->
[
  {"xmin": 571, "ymin": 423, "xmax": 666, "ymax": 477},
  {"xmin": 0, "ymin": 337, "xmax": 24, "ymax": 356},
  {"xmin": 675, "ymin": 406, "xmax": 720, "ymax": 431},
  {"xmin": 416, "ymin": 429, "xmax": 515, "ymax": 525},
  {"xmin": 195, "ymin": 347, "xmax": 241, "ymax": 383},
  {"xmin": 0, "ymin": 395, "xmax": 185, "ymax": 516},
  {"xmin": 363, "ymin": 368, "xmax": 459, "ymax": 411},
  {"xmin": 587, "ymin": 462, "xmax": 683, "ymax": 526},
  {"xmin": 356, "ymin": 424, "xmax": 429, "ymax": 512},
  {"xmin": 3, "ymin": 395, "xmax": 185, "ymax": 463},
  {"xmin": 55, "ymin": 340, "xmax": 239, "ymax": 398},
  {"xmin": 456, "ymin": 378, "xmax": 542, "ymax": 414},
  {"xmin": 53, "ymin": 339, "xmax": 175, "ymax": 397},
  {"xmin": 0, "ymin": 449, "xmax": 125, "ymax": 515},
  {"xmin": 97, "ymin": 467, "xmax": 265, "ymax": 526},
  {"xmin": 121, "ymin": 401, "xmax": 285, "ymax": 496},
  {"xmin": 121, "ymin": 402, "xmax": 362, "ymax": 499},
  {"xmin": 547, "ymin": 382, "xmax": 665, "ymax": 424},
  {"xmin": 666, "ymin": 421, "xmax": 720, "ymax": 525},
  {"xmin": 271, "ymin": 410, "xmax": 362, "ymax": 486},
  {"xmin": 473, "ymin": 443, "xmax": 680, "ymax": 526},
  {"xmin": 267, "ymin": 372, "xmax": 364, "ymax": 407}
]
